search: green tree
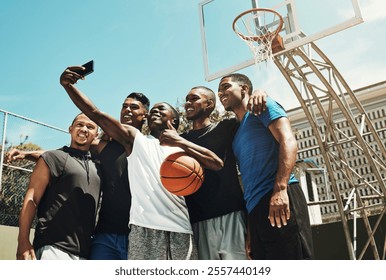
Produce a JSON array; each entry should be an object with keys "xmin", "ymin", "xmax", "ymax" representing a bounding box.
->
[{"xmin": 176, "ymin": 102, "xmax": 236, "ymax": 134}]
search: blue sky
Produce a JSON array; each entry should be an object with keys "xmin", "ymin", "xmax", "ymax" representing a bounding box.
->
[
  {"xmin": 0, "ymin": 0, "xmax": 385, "ymax": 149},
  {"xmin": 0, "ymin": 0, "xmax": 209, "ymax": 126}
]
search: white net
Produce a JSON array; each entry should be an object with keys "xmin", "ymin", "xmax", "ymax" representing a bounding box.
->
[{"xmin": 233, "ymin": 8, "xmax": 283, "ymax": 65}]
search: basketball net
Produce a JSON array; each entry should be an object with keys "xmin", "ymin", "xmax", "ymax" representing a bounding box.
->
[{"xmin": 233, "ymin": 8, "xmax": 284, "ymax": 65}]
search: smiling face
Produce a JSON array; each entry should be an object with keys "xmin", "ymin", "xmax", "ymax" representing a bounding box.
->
[
  {"xmin": 218, "ymin": 77, "xmax": 244, "ymax": 112},
  {"xmin": 147, "ymin": 102, "xmax": 179, "ymax": 137},
  {"xmin": 184, "ymin": 88, "xmax": 215, "ymax": 121},
  {"xmin": 69, "ymin": 114, "xmax": 99, "ymax": 150},
  {"xmin": 147, "ymin": 103, "xmax": 174, "ymax": 129},
  {"xmin": 120, "ymin": 97, "xmax": 148, "ymax": 129}
]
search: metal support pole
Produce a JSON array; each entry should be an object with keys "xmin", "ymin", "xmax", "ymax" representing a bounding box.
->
[{"xmin": 0, "ymin": 112, "xmax": 9, "ymax": 192}]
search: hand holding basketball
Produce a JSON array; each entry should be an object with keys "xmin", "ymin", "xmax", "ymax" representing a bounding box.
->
[{"xmin": 160, "ymin": 152, "xmax": 204, "ymax": 196}]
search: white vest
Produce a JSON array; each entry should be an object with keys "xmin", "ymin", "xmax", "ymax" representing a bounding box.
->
[{"xmin": 127, "ymin": 133, "xmax": 192, "ymax": 234}]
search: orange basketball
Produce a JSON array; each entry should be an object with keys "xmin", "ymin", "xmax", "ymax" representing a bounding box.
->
[{"xmin": 160, "ymin": 152, "xmax": 204, "ymax": 196}]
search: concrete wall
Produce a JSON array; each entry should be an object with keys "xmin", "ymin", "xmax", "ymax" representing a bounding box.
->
[{"xmin": 0, "ymin": 225, "xmax": 34, "ymax": 260}]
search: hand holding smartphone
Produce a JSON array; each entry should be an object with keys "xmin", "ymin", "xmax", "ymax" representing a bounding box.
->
[{"xmin": 74, "ymin": 60, "xmax": 94, "ymax": 76}]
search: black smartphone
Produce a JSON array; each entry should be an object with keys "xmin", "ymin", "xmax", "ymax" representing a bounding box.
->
[{"xmin": 74, "ymin": 60, "xmax": 94, "ymax": 76}]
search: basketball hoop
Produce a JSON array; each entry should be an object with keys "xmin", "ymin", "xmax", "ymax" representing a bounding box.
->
[{"xmin": 232, "ymin": 8, "xmax": 284, "ymax": 65}]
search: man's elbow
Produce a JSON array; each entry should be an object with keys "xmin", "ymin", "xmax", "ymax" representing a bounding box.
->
[
  {"xmin": 281, "ymin": 136, "xmax": 298, "ymax": 154},
  {"xmin": 199, "ymin": 157, "xmax": 223, "ymax": 171},
  {"xmin": 210, "ymin": 159, "xmax": 224, "ymax": 171},
  {"xmin": 292, "ymin": 139, "xmax": 298, "ymax": 154},
  {"xmin": 287, "ymin": 137, "xmax": 298, "ymax": 156}
]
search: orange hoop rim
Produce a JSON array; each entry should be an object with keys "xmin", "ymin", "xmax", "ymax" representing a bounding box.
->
[{"xmin": 232, "ymin": 8, "xmax": 284, "ymax": 42}]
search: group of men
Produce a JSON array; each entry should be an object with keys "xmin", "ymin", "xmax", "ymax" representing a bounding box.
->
[{"xmin": 8, "ymin": 64, "xmax": 314, "ymax": 260}]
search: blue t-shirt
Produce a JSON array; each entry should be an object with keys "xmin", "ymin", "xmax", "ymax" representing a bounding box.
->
[{"xmin": 232, "ymin": 97, "xmax": 298, "ymax": 213}]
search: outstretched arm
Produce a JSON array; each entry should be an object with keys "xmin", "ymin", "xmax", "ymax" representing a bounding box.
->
[
  {"xmin": 17, "ymin": 158, "xmax": 50, "ymax": 260},
  {"xmin": 59, "ymin": 66, "xmax": 136, "ymax": 153},
  {"xmin": 5, "ymin": 148, "xmax": 44, "ymax": 164},
  {"xmin": 6, "ymin": 141, "xmax": 104, "ymax": 164},
  {"xmin": 267, "ymin": 117, "xmax": 298, "ymax": 228},
  {"xmin": 159, "ymin": 121, "xmax": 224, "ymax": 171}
]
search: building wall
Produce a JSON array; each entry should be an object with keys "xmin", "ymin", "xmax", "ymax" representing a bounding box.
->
[{"xmin": 289, "ymin": 81, "xmax": 386, "ymax": 223}]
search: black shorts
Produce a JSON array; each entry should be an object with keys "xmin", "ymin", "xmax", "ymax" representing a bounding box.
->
[{"xmin": 247, "ymin": 183, "xmax": 314, "ymax": 260}]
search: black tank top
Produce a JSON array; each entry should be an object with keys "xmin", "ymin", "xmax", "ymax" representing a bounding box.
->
[{"xmin": 94, "ymin": 140, "xmax": 131, "ymax": 234}]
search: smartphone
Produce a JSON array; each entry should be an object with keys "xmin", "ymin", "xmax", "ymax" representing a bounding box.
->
[{"xmin": 74, "ymin": 60, "xmax": 94, "ymax": 76}]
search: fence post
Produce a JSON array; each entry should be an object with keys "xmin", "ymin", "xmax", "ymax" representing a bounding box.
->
[{"xmin": 0, "ymin": 112, "xmax": 9, "ymax": 192}]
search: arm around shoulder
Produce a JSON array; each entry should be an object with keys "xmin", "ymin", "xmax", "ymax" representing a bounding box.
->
[{"xmin": 6, "ymin": 148, "xmax": 44, "ymax": 164}]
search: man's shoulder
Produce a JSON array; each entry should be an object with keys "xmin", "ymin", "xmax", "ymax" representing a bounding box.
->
[
  {"xmin": 182, "ymin": 118, "xmax": 238, "ymax": 137},
  {"xmin": 220, "ymin": 117, "xmax": 238, "ymax": 125},
  {"xmin": 132, "ymin": 132, "xmax": 157, "ymax": 152},
  {"xmin": 260, "ymin": 97, "xmax": 288, "ymax": 123},
  {"xmin": 203, "ymin": 117, "xmax": 238, "ymax": 130},
  {"xmin": 42, "ymin": 148, "xmax": 67, "ymax": 158},
  {"xmin": 40, "ymin": 148, "xmax": 69, "ymax": 173},
  {"xmin": 218, "ymin": 117, "xmax": 239, "ymax": 130},
  {"xmin": 266, "ymin": 96, "xmax": 286, "ymax": 111}
]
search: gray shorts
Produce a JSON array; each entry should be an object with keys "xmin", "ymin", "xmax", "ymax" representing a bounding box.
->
[
  {"xmin": 128, "ymin": 225, "xmax": 198, "ymax": 260},
  {"xmin": 192, "ymin": 210, "xmax": 248, "ymax": 260}
]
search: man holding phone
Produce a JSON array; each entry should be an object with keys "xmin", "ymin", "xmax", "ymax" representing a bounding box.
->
[
  {"xmin": 75, "ymin": 60, "xmax": 94, "ymax": 76},
  {"xmin": 71, "ymin": 61, "xmax": 153, "ymax": 259},
  {"xmin": 8, "ymin": 61, "xmax": 150, "ymax": 260},
  {"xmin": 89, "ymin": 91, "xmax": 150, "ymax": 259},
  {"xmin": 59, "ymin": 64, "xmax": 225, "ymax": 259}
]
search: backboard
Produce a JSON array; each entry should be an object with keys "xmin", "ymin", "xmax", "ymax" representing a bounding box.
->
[{"xmin": 199, "ymin": 0, "xmax": 363, "ymax": 81}]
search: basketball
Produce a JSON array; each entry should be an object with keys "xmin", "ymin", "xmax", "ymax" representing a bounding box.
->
[{"xmin": 160, "ymin": 152, "xmax": 204, "ymax": 196}]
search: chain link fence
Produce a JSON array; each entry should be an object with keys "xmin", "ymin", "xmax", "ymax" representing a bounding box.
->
[{"xmin": 0, "ymin": 109, "xmax": 68, "ymax": 226}]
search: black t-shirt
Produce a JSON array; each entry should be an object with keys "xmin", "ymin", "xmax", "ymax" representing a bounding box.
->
[
  {"xmin": 94, "ymin": 140, "xmax": 131, "ymax": 234},
  {"xmin": 33, "ymin": 146, "xmax": 101, "ymax": 259},
  {"xmin": 181, "ymin": 119, "xmax": 246, "ymax": 223}
]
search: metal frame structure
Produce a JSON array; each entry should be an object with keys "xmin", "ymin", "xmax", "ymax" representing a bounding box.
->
[
  {"xmin": 198, "ymin": 0, "xmax": 363, "ymax": 81},
  {"xmin": 273, "ymin": 42, "xmax": 386, "ymax": 259},
  {"xmin": 199, "ymin": 0, "xmax": 385, "ymax": 259}
]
